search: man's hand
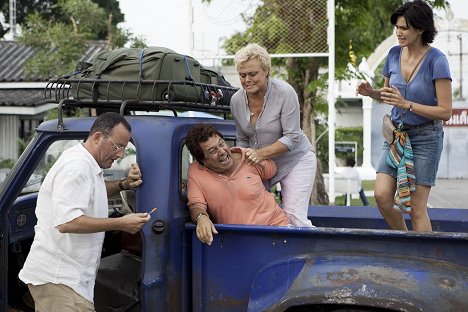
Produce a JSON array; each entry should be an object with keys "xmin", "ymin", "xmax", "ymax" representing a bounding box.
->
[
  {"xmin": 196, "ymin": 215, "xmax": 218, "ymax": 245},
  {"xmin": 57, "ymin": 212, "xmax": 151, "ymax": 234},
  {"xmin": 120, "ymin": 213, "xmax": 151, "ymax": 234},
  {"xmin": 123, "ymin": 163, "xmax": 143, "ymax": 189}
]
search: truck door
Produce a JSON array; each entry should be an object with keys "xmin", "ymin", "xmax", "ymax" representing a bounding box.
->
[
  {"xmin": 0, "ymin": 135, "xmax": 83, "ymax": 311},
  {"xmin": 0, "ymin": 133, "xmax": 140, "ymax": 311}
]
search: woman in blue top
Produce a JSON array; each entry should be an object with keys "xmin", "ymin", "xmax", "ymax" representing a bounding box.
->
[
  {"xmin": 356, "ymin": 0, "xmax": 452, "ymax": 231},
  {"xmin": 230, "ymin": 43, "xmax": 316, "ymax": 227}
]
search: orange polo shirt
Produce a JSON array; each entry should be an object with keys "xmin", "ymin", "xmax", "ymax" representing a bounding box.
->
[{"xmin": 187, "ymin": 147, "xmax": 289, "ymax": 226}]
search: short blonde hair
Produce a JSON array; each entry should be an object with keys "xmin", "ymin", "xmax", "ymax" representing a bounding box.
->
[{"xmin": 234, "ymin": 43, "xmax": 271, "ymax": 77}]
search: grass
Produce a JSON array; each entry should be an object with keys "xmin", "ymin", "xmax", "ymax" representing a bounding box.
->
[
  {"xmin": 361, "ymin": 180, "xmax": 375, "ymax": 191},
  {"xmin": 274, "ymin": 180, "xmax": 378, "ymax": 206}
]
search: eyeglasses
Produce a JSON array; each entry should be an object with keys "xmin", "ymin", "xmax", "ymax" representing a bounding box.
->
[{"xmin": 104, "ymin": 133, "xmax": 126, "ymax": 153}]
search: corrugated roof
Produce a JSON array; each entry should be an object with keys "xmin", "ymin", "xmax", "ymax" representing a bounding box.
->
[
  {"xmin": 0, "ymin": 42, "xmax": 37, "ymax": 81},
  {"xmin": 0, "ymin": 89, "xmax": 47, "ymax": 106},
  {"xmin": 0, "ymin": 40, "xmax": 109, "ymax": 82},
  {"xmin": 0, "ymin": 40, "xmax": 109, "ymax": 108}
]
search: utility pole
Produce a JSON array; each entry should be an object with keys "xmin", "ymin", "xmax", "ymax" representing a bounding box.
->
[
  {"xmin": 9, "ymin": 0, "xmax": 16, "ymax": 39},
  {"xmin": 188, "ymin": 0, "xmax": 194, "ymax": 56},
  {"xmin": 327, "ymin": 0, "xmax": 336, "ymax": 203},
  {"xmin": 449, "ymin": 34, "xmax": 467, "ymax": 101},
  {"xmin": 444, "ymin": 7, "xmax": 466, "ymax": 101},
  {"xmin": 457, "ymin": 34, "xmax": 464, "ymax": 100}
]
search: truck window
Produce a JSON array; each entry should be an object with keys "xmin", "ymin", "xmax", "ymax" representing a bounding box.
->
[
  {"xmin": 105, "ymin": 143, "xmax": 137, "ymax": 216},
  {"xmin": 21, "ymin": 140, "xmax": 79, "ymax": 194},
  {"xmin": 180, "ymin": 144, "xmax": 192, "ymax": 199},
  {"xmin": 20, "ymin": 139, "xmax": 137, "ymax": 218}
]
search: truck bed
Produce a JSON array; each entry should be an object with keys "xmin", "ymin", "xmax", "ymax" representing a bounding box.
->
[
  {"xmin": 187, "ymin": 205, "xmax": 468, "ymax": 312},
  {"xmin": 308, "ymin": 205, "xmax": 468, "ymax": 232}
]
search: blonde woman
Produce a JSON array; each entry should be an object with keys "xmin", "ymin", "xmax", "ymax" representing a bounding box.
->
[{"xmin": 230, "ymin": 43, "xmax": 317, "ymax": 227}]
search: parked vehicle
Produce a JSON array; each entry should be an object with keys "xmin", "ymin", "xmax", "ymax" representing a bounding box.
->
[{"xmin": 0, "ymin": 78, "xmax": 467, "ymax": 312}]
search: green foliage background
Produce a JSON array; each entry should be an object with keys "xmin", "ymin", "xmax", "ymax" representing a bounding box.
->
[
  {"xmin": 316, "ymin": 126, "xmax": 365, "ymax": 172},
  {"xmin": 2, "ymin": 0, "xmax": 148, "ymax": 79}
]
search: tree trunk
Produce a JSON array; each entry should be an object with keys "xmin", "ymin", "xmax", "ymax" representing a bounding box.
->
[
  {"xmin": 313, "ymin": 156, "xmax": 329, "ymax": 205},
  {"xmin": 107, "ymin": 13, "xmax": 113, "ymax": 48},
  {"xmin": 286, "ymin": 58, "xmax": 329, "ymax": 205}
]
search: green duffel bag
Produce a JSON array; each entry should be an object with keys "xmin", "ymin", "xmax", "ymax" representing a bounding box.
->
[{"xmin": 70, "ymin": 47, "xmax": 203, "ymax": 102}]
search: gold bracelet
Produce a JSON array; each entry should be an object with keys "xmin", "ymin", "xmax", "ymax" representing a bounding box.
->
[{"xmin": 195, "ymin": 212, "xmax": 209, "ymax": 224}]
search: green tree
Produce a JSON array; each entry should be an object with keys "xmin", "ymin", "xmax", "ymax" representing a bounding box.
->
[
  {"xmin": 57, "ymin": 0, "xmax": 107, "ymax": 38},
  {"xmin": 204, "ymin": 0, "xmax": 448, "ymax": 204},
  {"xmin": 15, "ymin": 0, "xmax": 130, "ymax": 79},
  {"xmin": 0, "ymin": 0, "xmax": 124, "ymax": 39},
  {"xmin": 18, "ymin": 0, "xmax": 103, "ymax": 78},
  {"xmin": 0, "ymin": 0, "xmax": 52, "ymax": 38},
  {"xmin": 334, "ymin": 0, "xmax": 448, "ymax": 79},
  {"xmin": 91, "ymin": 0, "xmax": 124, "ymax": 40}
]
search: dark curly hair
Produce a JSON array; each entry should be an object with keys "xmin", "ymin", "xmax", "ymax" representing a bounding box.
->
[
  {"xmin": 390, "ymin": 0, "xmax": 437, "ymax": 45},
  {"xmin": 185, "ymin": 124, "xmax": 223, "ymax": 164}
]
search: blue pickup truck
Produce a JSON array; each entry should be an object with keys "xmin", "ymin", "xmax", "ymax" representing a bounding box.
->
[{"xmin": 0, "ymin": 78, "xmax": 467, "ymax": 312}]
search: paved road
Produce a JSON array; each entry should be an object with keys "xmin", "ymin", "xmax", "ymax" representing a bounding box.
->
[
  {"xmin": 428, "ymin": 179, "xmax": 468, "ymax": 209},
  {"xmin": 363, "ymin": 179, "xmax": 468, "ymax": 209}
]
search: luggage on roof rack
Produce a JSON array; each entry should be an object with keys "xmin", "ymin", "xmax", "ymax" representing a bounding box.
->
[
  {"xmin": 45, "ymin": 47, "xmax": 238, "ymax": 115},
  {"xmin": 70, "ymin": 47, "xmax": 206, "ymax": 102},
  {"xmin": 45, "ymin": 77, "xmax": 237, "ymax": 116}
]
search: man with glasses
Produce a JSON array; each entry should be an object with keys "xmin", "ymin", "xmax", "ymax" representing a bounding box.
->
[
  {"xmin": 185, "ymin": 123, "xmax": 291, "ymax": 246},
  {"xmin": 19, "ymin": 112, "xmax": 151, "ymax": 311}
]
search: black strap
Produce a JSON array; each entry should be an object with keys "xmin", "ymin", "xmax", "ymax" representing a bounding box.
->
[
  {"xmin": 183, "ymin": 55, "xmax": 194, "ymax": 81},
  {"xmin": 139, "ymin": 48, "xmax": 145, "ymax": 81}
]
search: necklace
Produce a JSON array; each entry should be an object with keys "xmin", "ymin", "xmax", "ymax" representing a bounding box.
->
[
  {"xmin": 248, "ymin": 97, "xmax": 264, "ymax": 117},
  {"xmin": 246, "ymin": 83, "xmax": 270, "ymax": 118}
]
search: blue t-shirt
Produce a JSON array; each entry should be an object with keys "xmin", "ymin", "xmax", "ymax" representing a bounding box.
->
[{"xmin": 382, "ymin": 46, "xmax": 451, "ymax": 125}]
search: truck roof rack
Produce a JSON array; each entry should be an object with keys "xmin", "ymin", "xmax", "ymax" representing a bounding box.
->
[{"xmin": 45, "ymin": 77, "xmax": 238, "ymax": 127}]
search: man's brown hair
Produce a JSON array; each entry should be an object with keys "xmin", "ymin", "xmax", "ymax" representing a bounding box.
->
[{"xmin": 185, "ymin": 124, "xmax": 224, "ymax": 164}]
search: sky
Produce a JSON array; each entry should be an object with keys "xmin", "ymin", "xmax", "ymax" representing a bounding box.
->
[
  {"xmin": 118, "ymin": 0, "xmax": 259, "ymax": 62},
  {"xmin": 117, "ymin": 0, "xmax": 466, "ymax": 62}
]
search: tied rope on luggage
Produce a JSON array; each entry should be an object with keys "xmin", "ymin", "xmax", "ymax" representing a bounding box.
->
[{"xmin": 386, "ymin": 128, "xmax": 416, "ymax": 213}]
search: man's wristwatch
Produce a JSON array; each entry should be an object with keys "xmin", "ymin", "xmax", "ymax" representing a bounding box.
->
[
  {"xmin": 195, "ymin": 212, "xmax": 209, "ymax": 224},
  {"xmin": 119, "ymin": 178, "xmax": 129, "ymax": 191}
]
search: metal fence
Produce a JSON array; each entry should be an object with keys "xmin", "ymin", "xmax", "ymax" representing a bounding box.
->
[
  {"xmin": 192, "ymin": 0, "xmax": 338, "ymax": 202},
  {"xmin": 192, "ymin": 0, "xmax": 329, "ymax": 62}
]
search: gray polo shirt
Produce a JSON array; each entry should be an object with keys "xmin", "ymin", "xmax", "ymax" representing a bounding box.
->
[{"xmin": 230, "ymin": 78, "xmax": 314, "ymax": 185}]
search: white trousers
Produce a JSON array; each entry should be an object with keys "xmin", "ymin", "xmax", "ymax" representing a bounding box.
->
[{"xmin": 280, "ymin": 150, "xmax": 317, "ymax": 227}]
